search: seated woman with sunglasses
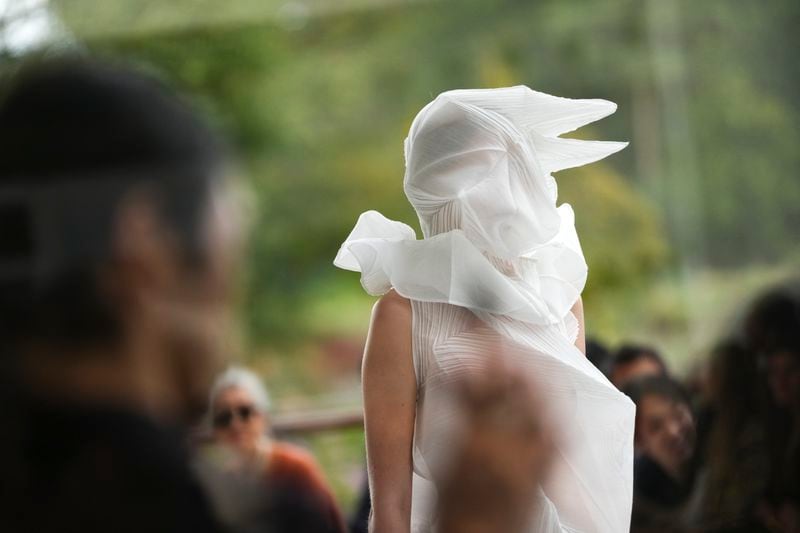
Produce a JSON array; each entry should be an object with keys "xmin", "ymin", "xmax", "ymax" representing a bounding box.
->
[{"xmin": 206, "ymin": 367, "xmax": 346, "ymax": 533}]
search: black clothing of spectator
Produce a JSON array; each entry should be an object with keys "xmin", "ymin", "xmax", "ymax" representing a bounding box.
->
[{"xmin": 2, "ymin": 392, "xmax": 225, "ymax": 533}]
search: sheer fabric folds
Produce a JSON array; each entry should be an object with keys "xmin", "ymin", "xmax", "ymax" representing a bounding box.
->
[{"xmin": 334, "ymin": 86, "xmax": 634, "ymax": 532}]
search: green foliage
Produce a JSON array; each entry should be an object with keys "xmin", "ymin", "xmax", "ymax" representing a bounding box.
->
[
  {"xmin": 18, "ymin": 0, "xmax": 798, "ymax": 346},
  {"xmin": 558, "ymin": 164, "xmax": 669, "ymax": 293},
  {"xmin": 680, "ymin": 0, "xmax": 800, "ymax": 264}
]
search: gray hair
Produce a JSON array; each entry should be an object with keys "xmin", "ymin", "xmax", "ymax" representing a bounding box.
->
[{"xmin": 209, "ymin": 366, "xmax": 271, "ymax": 415}]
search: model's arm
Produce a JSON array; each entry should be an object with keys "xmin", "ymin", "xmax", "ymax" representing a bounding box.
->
[
  {"xmin": 571, "ymin": 297, "xmax": 586, "ymax": 355},
  {"xmin": 362, "ymin": 290, "xmax": 416, "ymax": 533}
]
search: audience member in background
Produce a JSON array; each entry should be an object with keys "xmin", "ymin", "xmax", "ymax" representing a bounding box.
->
[
  {"xmin": 691, "ymin": 281, "xmax": 800, "ymax": 533},
  {"xmin": 0, "ymin": 59, "xmax": 240, "ymax": 532},
  {"xmin": 610, "ymin": 344, "xmax": 668, "ymax": 389},
  {"xmin": 743, "ymin": 283, "xmax": 800, "ymax": 532},
  {"xmin": 692, "ymin": 339, "xmax": 769, "ymax": 532},
  {"xmin": 586, "ymin": 337, "xmax": 612, "ymax": 377},
  {"xmin": 624, "ymin": 376, "xmax": 697, "ymax": 532},
  {"xmin": 204, "ymin": 367, "xmax": 346, "ymax": 533}
]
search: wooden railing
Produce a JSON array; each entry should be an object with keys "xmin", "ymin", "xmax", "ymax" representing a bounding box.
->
[{"xmin": 272, "ymin": 408, "xmax": 364, "ymax": 436}]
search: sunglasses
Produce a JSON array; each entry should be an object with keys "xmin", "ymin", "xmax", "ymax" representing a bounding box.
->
[{"xmin": 213, "ymin": 404, "xmax": 257, "ymax": 429}]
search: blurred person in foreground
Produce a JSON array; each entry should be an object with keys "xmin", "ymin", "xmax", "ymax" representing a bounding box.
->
[
  {"xmin": 202, "ymin": 367, "xmax": 346, "ymax": 533},
  {"xmin": 624, "ymin": 376, "xmax": 698, "ymax": 532},
  {"xmin": 610, "ymin": 344, "xmax": 668, "ymax": 389},
  {"xmin": 437, "ymin": 356, "xmax": 555, "ymax": 533},
  {"xmin": 0, "ymin": 58, "xmax": 242, "ymax": 532}
]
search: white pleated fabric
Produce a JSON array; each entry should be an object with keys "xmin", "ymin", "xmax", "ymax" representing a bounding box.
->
[{"xmin": 334, "ymin": 86, "xmax": 635, "ymax": 532}]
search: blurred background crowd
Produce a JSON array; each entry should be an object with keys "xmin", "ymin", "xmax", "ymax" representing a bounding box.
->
[{"xmin": 0, "ymin": 0, "xmax": 798, "ymax": 532}]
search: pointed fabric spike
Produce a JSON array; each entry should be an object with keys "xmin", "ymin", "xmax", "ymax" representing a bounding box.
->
[
  {"xmin": 444, "ymin": 86, "xmax": 618, "ymax": 137},
  {"xmin": 527, "ymin": 130, "xmax": 629, "ymax": 174},
  {"xmin": 519, "ymin": 88, "xmax": 619, "ymax": 137}
]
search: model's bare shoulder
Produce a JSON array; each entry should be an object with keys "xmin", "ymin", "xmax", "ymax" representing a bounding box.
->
[
  {"xmin": 364, "ymin": 289, "xmax": 413, "ymax": 370},
  {"xmin": 371, "ymin": 289, "xmax": 411, "ymax": 325}
]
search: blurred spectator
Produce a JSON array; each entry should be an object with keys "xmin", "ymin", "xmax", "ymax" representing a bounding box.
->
[
  {"xmin": 692, "ymin": 339, "xmax": 769, "ymax": 532},
  {"xmin": 743, "ymin": 283, "xmax": 800, "ymax": 531},
  {"xmin": 624, "ymin": 376, "xmax": 697, "ymax": 532},
  {"xmin": 745, "ymin": 283, "xmax": 800, "ymax": 411},
  {"xmin": 204, "ymin": 367, "xmax": 346, "ymax": 533},
  {"xmin": 691, "ymin": 281, "xmax": 800, "ymax": 532},
  {"xmin": 586, "ymin": 337, "xmax": 612, "ymax": 377},
  {"xmin": 610, "ymin": 344, "xmax": 668, "ymax": 389},
  {"xmin": 0, "ymin": 59, "xmax": 238, "ymax": 532}
]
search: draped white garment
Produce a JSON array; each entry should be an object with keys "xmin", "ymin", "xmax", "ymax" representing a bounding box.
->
[{"xmin": 335, "ymin": 86, "xmax": 635, "ymax": 532}]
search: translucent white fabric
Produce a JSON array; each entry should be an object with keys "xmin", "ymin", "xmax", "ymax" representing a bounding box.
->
[{"xmin": 334, "ymin": 86, "xmax": 635, "ymax": 532}]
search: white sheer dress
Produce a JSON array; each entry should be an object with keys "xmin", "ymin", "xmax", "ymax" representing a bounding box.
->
[{"xmin": 334, "ymin": 86, "xmax": 635, "ymax": 533}]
